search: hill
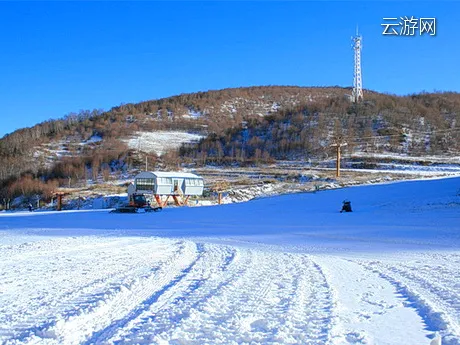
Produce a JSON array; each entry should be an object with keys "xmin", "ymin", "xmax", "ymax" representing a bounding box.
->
[
  {"xmin": 1, "ymin": 85, "xmax": 460, "ymax": 201},
  {"xmin": 0, "ymin": 86, "xmax": 343, "ymax": 179}
]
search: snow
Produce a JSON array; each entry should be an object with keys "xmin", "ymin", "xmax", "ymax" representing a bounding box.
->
[
  {"xmin": 82, "ymin": 135, "xmax": 102, "ymax": 144},
  {"xmin": 123, "ymin": 131, "xmax": 204, "ymax": 156},
  {"xmin": 311, "ymin": 165, "xmax": 460, "ymax": 177},
  {"xmin": 350, "ymin": 152, "xmax": 460, "ymax": 164},
  {"xmin": 188, "ymin": 109, "xmax": 203, "ymax": 118},
  {"xmin": 1, "ymin": 177, "xmax": 460, "ymax": 344},
  {"xmin": 32, "ymin": 136, "xmax": 105, "ymax": 168}
]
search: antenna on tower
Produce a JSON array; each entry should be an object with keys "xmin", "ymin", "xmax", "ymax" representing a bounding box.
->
[{"xmin": 352, "ymin": 28, "xmax": 363, "ymax": 103}]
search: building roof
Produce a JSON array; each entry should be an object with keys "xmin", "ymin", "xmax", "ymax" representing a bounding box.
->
[{"xmin": 135, "ymin": 171, "xmax": 202, "ymax": 179}]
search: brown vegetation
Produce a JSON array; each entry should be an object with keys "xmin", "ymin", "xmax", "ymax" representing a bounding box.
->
[
  {"xmin": 180, "ymin": 90, "xmax": 460, "ymax": 164},
  {"xmin": 1, "ymin": 86, "xmax": 460, "ymax": 200}
]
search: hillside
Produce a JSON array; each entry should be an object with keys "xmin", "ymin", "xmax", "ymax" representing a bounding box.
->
[
  {"xmin": 180, "ymin": 91, "xmax": 460, "ymax": 163},
  {"xmin": 0, "ymin": 86, "xmax": 343, "ymax": 180},
  {"xmin": 1, "ymin": 86, "xmax": 460, "ymax": 201}
]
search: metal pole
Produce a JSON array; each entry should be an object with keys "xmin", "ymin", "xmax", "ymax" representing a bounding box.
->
[
  {"xmin": 332, "ymin": 141, "xmax": 347, "ymax": 178},
  {"xmin": 336, "ymin": 145, "xmax": 341, "ymax": 177},
  {"xmin": 57, "ymin": 194, "xmax": 62, "ymax": 211}
]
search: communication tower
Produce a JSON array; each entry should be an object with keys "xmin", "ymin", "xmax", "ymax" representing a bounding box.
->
[{"xmin": 352, "ymin": 28, "xmax": 363, "ymax": 103}]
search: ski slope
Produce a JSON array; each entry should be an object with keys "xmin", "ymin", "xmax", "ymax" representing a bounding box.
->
[
  {"xmin": 0, "ymin": 177, "xmax": 459, "ymax": 345},
  {"xmin": 123, "ymin": 131, "xmax": 204, "ymax": 156}
]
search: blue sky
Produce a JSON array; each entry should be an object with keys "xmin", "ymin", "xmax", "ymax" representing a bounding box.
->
[{"xmin": 0, "ymin": 1, "xmax": 457, "ymax": 137}]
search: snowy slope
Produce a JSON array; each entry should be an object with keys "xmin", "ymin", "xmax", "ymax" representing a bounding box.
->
[
  {"xmin": 0, "ymin": 177, "xmax": 459, "ymax": 344},
  {"xmin": 123, "ymin": 131, "xmax": 204, "ymax": 156}
]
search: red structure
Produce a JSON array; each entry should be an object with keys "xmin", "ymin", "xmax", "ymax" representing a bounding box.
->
[{"xmin": 55, "ymin": 192, "xmax": 66, "ymax": 211}]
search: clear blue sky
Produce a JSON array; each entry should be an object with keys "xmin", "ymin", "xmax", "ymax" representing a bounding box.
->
[{"xmin": 0, "ymin": 1, "xmax": 458, "ymax": 137}]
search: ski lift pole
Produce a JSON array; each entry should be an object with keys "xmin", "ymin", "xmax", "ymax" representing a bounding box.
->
[
  {"xmin": 331, "ymin": 139, "xmax": 347, "ymax": 178},
  {"xmin": 55, "ymin": 192, "xmax": 65, "ymax": 211}
]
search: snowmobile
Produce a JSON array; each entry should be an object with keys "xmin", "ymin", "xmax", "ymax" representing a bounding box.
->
[{"xmin": 111, "ymin": 193, "xmax": 162, "ymax": 213}]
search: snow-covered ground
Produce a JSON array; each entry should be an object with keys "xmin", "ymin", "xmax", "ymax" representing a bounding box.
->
[
  {"xmin": 123, "ymin": 131, "xmax": 205, "ymax": 156},
  {"xmin": 276, "ymin": 159, "xmax": 460, "ymax": 177},
  {"xmin": 350, "ymin": 152, "xmax": 460, "ymax": 164},
  {"xmin": 1, "ymin": 177, "xmax": 460, "ymax": 344}
]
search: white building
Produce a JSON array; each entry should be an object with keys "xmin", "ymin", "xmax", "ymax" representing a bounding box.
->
[{"xmin": 133, "ymin": 171, "xmax": 204, "ymax": 196}]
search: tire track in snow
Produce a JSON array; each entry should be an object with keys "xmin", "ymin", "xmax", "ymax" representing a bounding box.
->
[
  {"xmin": 78, "ymin": 242, "xmax": 207, "ymax": 345},
  {"xmin": 359, "ymin": 260, "xmax": 460, "ymax": 345},
  {"xmin": 0, "ymin": 237, "xmax": 185, "ymax": 344},
  {"xmin": 257, "ymin": 255, "xmax": 334, "ymax": 345},
  {"xmin": 158, "ymin": 249, "xmax": 276, "ymax": 344},
  {"xmin": 141, "ymin": 250, "xmax": 334, "ymax": 345},
  {"xmin": 313, "ymin": 256, "xmax": 431, "ymax": 345},
  {"xmin": 105, "ymin": 244, "xmax": 241, "ymax": 344},
  {"xmin": 5, "ymin": 240, "xmax": 196, "ymax": 345},
  {"xmin": 304, "ymin": 258, "xmax": 335, "ymax": 344}
]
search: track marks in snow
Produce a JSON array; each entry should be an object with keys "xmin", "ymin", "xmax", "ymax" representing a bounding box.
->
[
  {"xmin": 0, "ymin": 236, "xmax": 193, "ymax": 345},
  {"xmin": 356, "ymin": 253, "xmax": 460, "ymax": 345},
  {"xmin": 79, "ymin": 243, "xmax": 206, "ymax": 345},
  {"xmin": 314, "ymin": 256, "xmax": 431, "ymax": 345},
  {"xmin": 106, "ymin": 244, "xmax": 239, "ymax": 344},
  {"xmin": 2, "ymin": 240, "xmax": 336, "ymax": 345},
  {"xmin": 8, "ymin": 237, "xmax": 451, "ymax": 345},
  {"xmin": 110, "ymin": 250, "xmax": 335, "ymax": 345}
]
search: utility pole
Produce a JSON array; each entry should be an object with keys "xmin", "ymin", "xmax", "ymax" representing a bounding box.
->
[
  {"xmin": 331, "ymin": 138, "xmax": 347, "ymax": 177},
  {"xmin": 145, "ymin": 155, "xmax": 148, "ymax": 171}
]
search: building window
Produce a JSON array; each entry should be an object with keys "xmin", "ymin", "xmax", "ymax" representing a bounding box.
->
[
  {"xmin": 136, "ymin": 178, "xmax": 155, "ymax": 190},
  {"xmin": 185, "ymin": 179, "xmax": 203, "ymax": 186},
  {"xmin": 158, "ymin": 177, "xmax": 172, "ymax": 184}
]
